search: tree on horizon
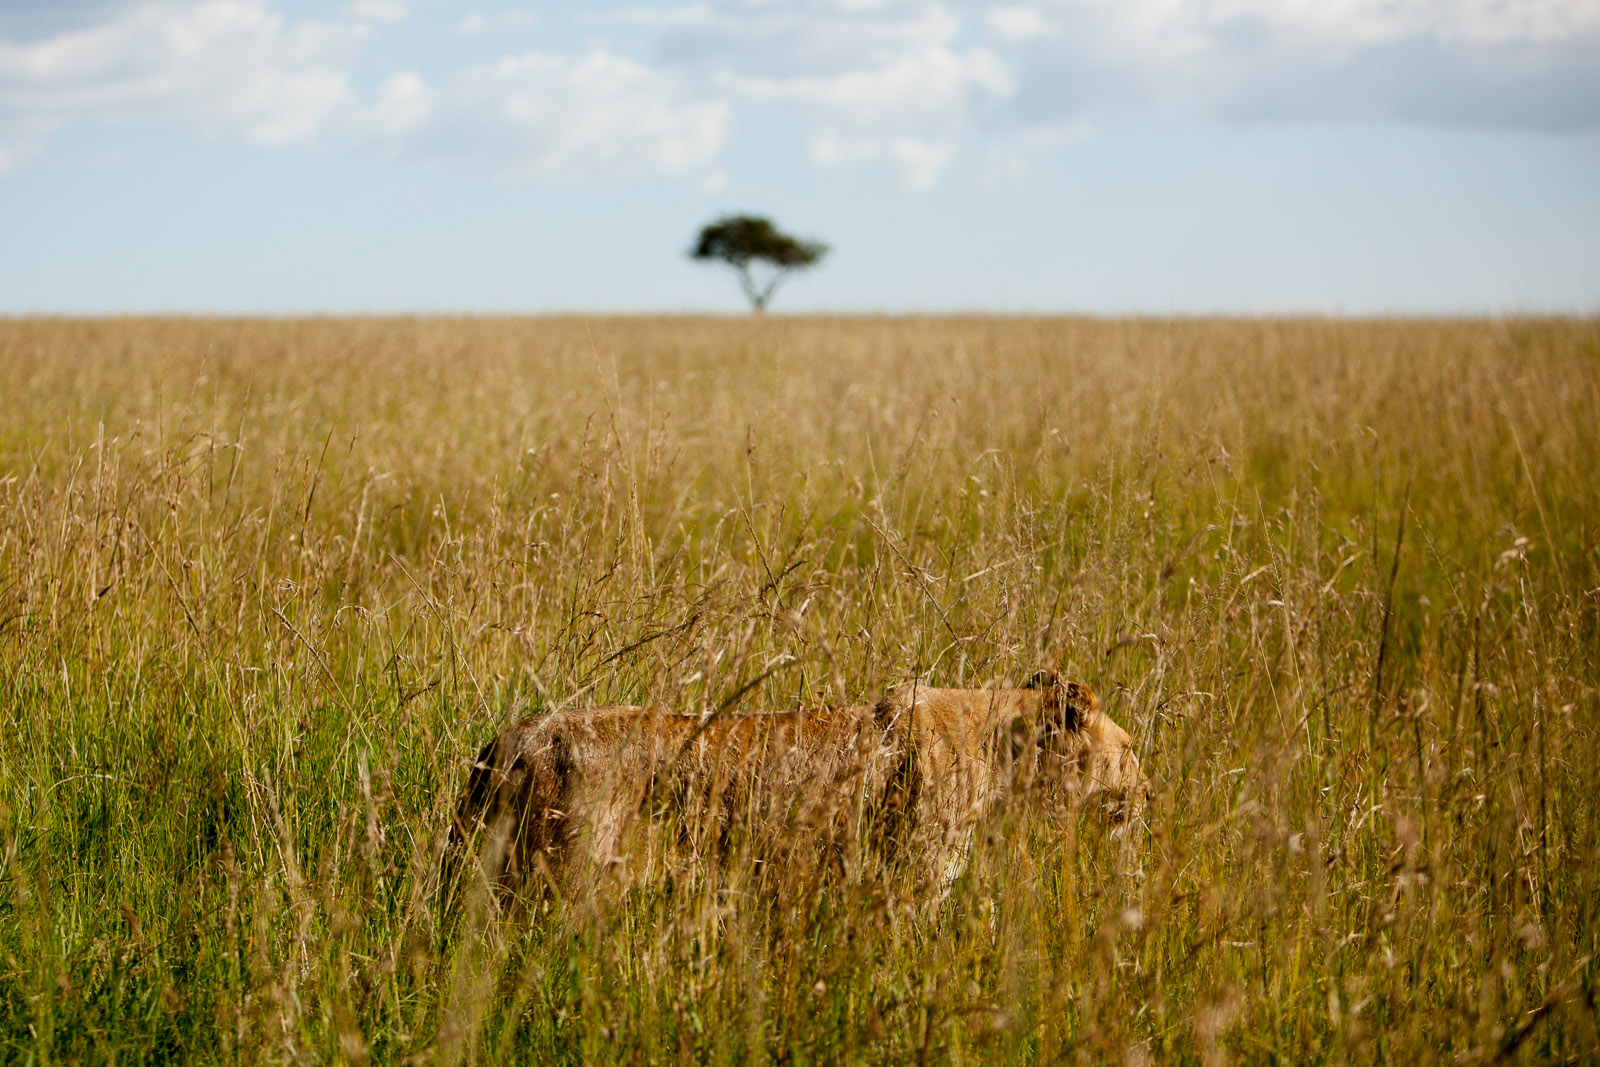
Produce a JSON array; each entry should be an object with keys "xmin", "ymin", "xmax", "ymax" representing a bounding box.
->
[{"xmin": 689, "ymin": 215, "xmax": 828, "ymax": 313}]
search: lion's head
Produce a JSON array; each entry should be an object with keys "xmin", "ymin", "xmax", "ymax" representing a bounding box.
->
[{"xmin": 1023, "ymin": 671, "xmax": 1149, "ymax": 823}]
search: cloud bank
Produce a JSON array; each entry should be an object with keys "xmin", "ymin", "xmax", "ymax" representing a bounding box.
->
[
  {"xmin": 0, "ymin": 0, "xmax": 358, "ymax": 172},
  {"xmin": 361, "ymin": 51, "xmax": 728, "ymax": 183},
  {"xmin": 1, "ymin": 0, "xmax": 1596, "ymax": 184}
]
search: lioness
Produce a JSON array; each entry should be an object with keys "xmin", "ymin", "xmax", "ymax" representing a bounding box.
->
[{"xmin": 451, "ymin": 673, "xmax": 1146, "ymax": 901}]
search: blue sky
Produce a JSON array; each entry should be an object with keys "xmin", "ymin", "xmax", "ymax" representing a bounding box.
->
[{"xmin": 1, "ymin": 0, "xmax": 1597, "ymax": 314}]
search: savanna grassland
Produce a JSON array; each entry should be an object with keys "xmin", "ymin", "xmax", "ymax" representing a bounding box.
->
[{"xmin": 1, "ymin": 316, "xmax": 1597, "ymax": 1065}]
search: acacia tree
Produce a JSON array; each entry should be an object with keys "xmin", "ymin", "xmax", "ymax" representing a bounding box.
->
[{"xmin": 690, "ymin": 215, "xmax": 828, "ymax": 313}]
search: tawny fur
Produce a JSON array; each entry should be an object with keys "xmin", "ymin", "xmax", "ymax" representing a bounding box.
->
[{"xmin": 452, "ymin": 673, "xmax": 1146, "ymax": 901}]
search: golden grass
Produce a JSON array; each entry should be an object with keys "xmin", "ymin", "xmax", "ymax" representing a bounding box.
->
[{"xmin": 0, "ymin": 315, "xmax": 1596, "ymax": 1063}]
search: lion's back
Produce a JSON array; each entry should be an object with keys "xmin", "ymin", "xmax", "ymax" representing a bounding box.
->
[{"xmin": 454, "ymin": 702, "xmax": 890, "ymax": 891}]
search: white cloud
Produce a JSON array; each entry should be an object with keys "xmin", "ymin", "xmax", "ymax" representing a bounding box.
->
[
  {"xmin": 983, "ymin": 0, "xmax": 1600, "ymax": 129},
  {"xmin": 718, "ymin": 42, "xmax": 1014, "ymax": 186},
  {"xmin": 616, "ymin": 0, "xmax": 1600, "ymax": 134},
  {"xmin": 596, "ymin": 2, "xmax": 1021, "ymax": 186},
  {"xmin": 1203, "ymin": 0, "xmax": 1600, "ymax": 49},
  {"xmin": 341, "ymin": 0, "xmax": 407, "ymax": 25},
  {"xmin": 455, "ymin": 10, "xmax": 539, "ymax": 35},
  {"xmin": 365, "ymin": 69, "xmax": 431, "ymax": 138},
  {"xmin": 723, "ymin": 45, "xmax": 1011, "ymax": 127},
  {"xmin": 0, "ymin": 0, "xmax": 360, "ymax": 146},
  {"xmin": 988, "ymin": 6, "xmax": 1055, "ymax": 43},
  {"xmin": 593, "ymin": 0, "xmax": 1600, "ymax": 181},
  {"xmin": 361, "ymin": 50, "xmax": 729, "ymax": 183},
  {"xmin": 0, "ymin": 2, "xmax": 728, "ymax": 185},
  {"xmin": 726, "ymin": 41, "xmax": 1011, "ymax": 187}
]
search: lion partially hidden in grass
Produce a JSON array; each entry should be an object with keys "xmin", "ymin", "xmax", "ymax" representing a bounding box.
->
[{"xmin": 451, "ymin": 672, "xmax": 1147, "ymax": 903}]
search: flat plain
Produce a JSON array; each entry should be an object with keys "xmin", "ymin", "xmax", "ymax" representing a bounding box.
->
[{"xmin": 1, "ymin": 316, "xmax": 1596, "ymax": 1064}]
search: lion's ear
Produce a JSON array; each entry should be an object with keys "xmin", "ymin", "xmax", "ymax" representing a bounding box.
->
[
  {"xmin": 1029, "ymin": 672, "xmax": 1095, "ymax": 733},
  {"xmin": 1025, "ymin": 670, "xmax": 1060, "ymax": 691}
]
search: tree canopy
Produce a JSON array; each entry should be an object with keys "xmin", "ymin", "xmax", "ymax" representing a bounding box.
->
[{"xmin": 690, "ymin": 215, "xmax": 828, "ymax": 313}]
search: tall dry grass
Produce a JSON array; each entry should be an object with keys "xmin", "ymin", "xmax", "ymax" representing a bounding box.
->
[{"xmin": 0, "ymin": 315, "xmax": 1596, "ymax": 1063}]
